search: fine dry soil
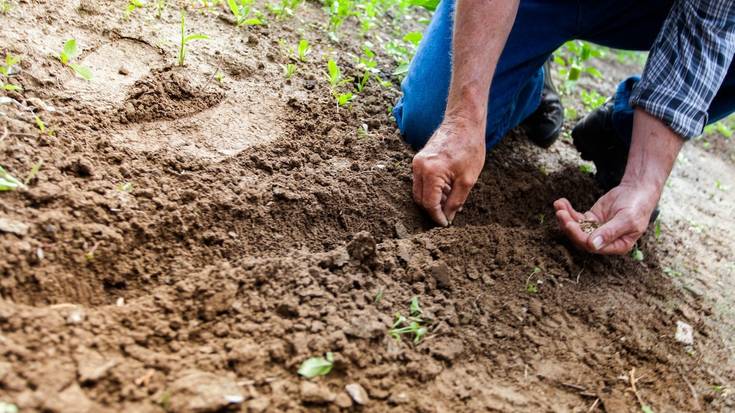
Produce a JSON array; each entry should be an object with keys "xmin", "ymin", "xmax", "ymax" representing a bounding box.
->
[{"xmin": 1, "ymin": 1, "xmax": 734, "ymax": 412}]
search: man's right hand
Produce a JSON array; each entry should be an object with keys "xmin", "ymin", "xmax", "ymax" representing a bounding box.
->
[{"xmin": 412, "ymin": 118, "xmax": 486, "ymax": 226}]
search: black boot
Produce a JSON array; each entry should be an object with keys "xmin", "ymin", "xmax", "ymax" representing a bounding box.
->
[
  {"xmin": 571, "ymin": 101, "xmax": 660, "ymax": 222},
  {"xmin": 521, "ymin": 60, "xmax": 564, "ymax": 148}
]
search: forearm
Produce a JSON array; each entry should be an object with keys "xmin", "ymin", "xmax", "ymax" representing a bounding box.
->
[
  {"xmin": 445, "ymin": 0, "xmax": 519, "ymax": 128},
  {"xmin": 621, "ymin": 108, "xmax": 685, "ymax": 196}
]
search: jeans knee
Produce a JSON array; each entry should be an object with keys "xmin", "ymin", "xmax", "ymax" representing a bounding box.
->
[{"xmin": 393, "ymin": 95, "xmax": 443, "ymax": 150}]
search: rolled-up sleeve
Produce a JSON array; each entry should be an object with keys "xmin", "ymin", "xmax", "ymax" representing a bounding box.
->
[{"xmin": 629, "ymin": 0, "xmax": 735, "ymax": 139}]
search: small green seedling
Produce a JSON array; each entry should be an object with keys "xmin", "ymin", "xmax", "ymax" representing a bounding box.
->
[
  {"xmin": 631, "ymin": 246, "xmax": 644, "ymax": 262},
  {"xmin": 267, "ymin": 0, "xmax": 302, "ymax": 18},
  {"xmin": 654, "ymin": 219, "xmax": 662, "ymax": 240},
  {"xmin": 154, "ymin": 0, "xmax": 166, "ymax": 18},
  {"xmin": 0, "ymin": 166, "xmax": 24, "ymax": 191},
  {"xmin": 389, "ymin": 296, "xmax": 429, "ymax": 344},
  {"xmin": 116, "ymin": 182, "xmax": 134, "ymax": 192},
  {"xmin": 24, "ymin": 160, "xmax": 43, "ymax": 184},
  {"xmin": 34, "ymin": 115, "xmax": 54, "ymax": 136},
  {"xmin": 214, "ymin": 71, "xmax": 224, "ymax": 82},
  {"xmin": 298, "ymin": 352, "xmax": 334, "ymax": 378},
  {"xmin": 282, "ymin": 63, "xmax": 296, "ymax": 79},
  {"xmin": 355, "ymin": 45, "xmax": 378, "ymax": 93},
  {"xmin": 124, "ymin": 0, "xmax": 145, "ymax": 19},
  {"xmin": 178, "ymin": 12, "xmax": 209, "ymax": 66},
  {"xmin": 374, "ymin": 287, "xmax": 383, "ymax": 304},
  {"xmin": 297, "ymin": 39, "xmax": 310, "ymax": 62},
  {"xmin": 326, "ymin": 59, "xmax": 347, "ymax": 88},
  {"xmin": 579, "ymin": 163, "xmax": 594, "ymax": 174},
  {"xmin": 1, "ymin": 53, "xmax": 20, "ymax": 77},
  {"xmin": 0, "ymin": 0, "xmax": 11, "ymax": 14},
  {"xmin": 227, "ymin": 0, "xmax": 263, "ymax": 26},
  {"xmin": 335, "ymin": 92, "xmax": 353, "ymax": 106},
  {"xmin": 526, "ymin": 267, "xmax": 541, "ymax": 294},
  {"xmin": 59, "ymin": 39, "xmax": 92, "ymax": 80}
]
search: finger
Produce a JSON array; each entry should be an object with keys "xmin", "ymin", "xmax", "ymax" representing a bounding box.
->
[
  {"xmin": 412, "ymin": 161, "xmax": 424, "ymax": 204},
  {"xmin": 443, "ymin": 176, "xmax": 474, "ymax": 224},
  {"xmin": 422, "ymin": 176, "xmax": 449, "ymax": 226},
  {"xmin": 553, "ymin": 198, "xmax": 586, "ymax": 222},
  {"xmin": 555, "ymin": 209, "xmax": 590, "ymax": 251},
  {"xmin": 588, "ymin": 213, "xmax": 641, "ymax": 254}
]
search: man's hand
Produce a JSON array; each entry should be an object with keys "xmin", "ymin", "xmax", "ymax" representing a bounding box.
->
[
  {"xmin": 555, "ymin": 108, "xmax": 684, "ymax": 255},
  {"xmin": 554, "ymin": 182, "xmax": 659, "ymax": 254},
  {"xmin": 412, "ymin": 118, "xmax": 485, "ymax": 226}
]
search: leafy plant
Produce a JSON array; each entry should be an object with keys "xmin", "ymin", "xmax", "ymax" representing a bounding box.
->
[
  {"xmin": 297, "ymin": 39, "xmax": 310, "ymax": 62},
  {"xmin": 227, "ymin": 0, "xmax": 263, "ymax": 26},
  {"xmin": 34, "ymin": 115, "xmax": 54, "ymax": 136},
  {"xmin": 355, "ymin": 45, "xmax": 378, "ymax": 93},
  {"xmin": 25, "ymin": 160, "xmax": 43, "ymax": 184},
  {"xmin": 0, "ymin": 53, "xmax": 20, "ymax": 76},
  {"xmin": 178, "ymin": 12, "xmax": 209, "ymax": 66},
  {"xmin": 124, "ymin": 0, "xmax": 145, "ymax": 19},
  {"xmin": 59, "ymin": 39, "xmax": 92, "ymax": 80},
  {"xmin": 389, "ymin": 296, "xmax": 429, "ymax": 344},
  {"xmin": 268, "ymin": 0, "xmax": 302, "ymax": 18},
  {"xmin": 0, "ymin": 166, "xmax": 24, "ymax": 191},
  {"xmin": 298, "ymin": 353, "xmax": 334, "ymax": 378},
  {"xmin": 579, "ymin": 163, "xmax": 594, "ymax": 174},
  {"xmin": 580, "ymin": 89, "xmax": 606, "ymax": 112},
  {"xmin": 631, "ymin": 246, "xmax": 644, "ymax": 262},
  {"xmin": 553, "ymin": 41, "xmax": 604, "ymax": 83},
  {"xmin": 525, "ymin": 267, "xmax": 541, "ymax": 294},
  {"xmin": 282, "ymin": 63, "xmax": 296, "ymax": 79},
  {"xmin": 326, "ymin": 59, "xmax": 346, "ymax": 88},
  {"xmin": 336, "ymin": 92, "xmax": 353, "ymax": 106}
]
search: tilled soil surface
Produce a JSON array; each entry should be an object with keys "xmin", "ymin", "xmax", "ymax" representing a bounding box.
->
[{"xmin": 1, "ymin": 1, "xmax": 733, "ymax": 412}]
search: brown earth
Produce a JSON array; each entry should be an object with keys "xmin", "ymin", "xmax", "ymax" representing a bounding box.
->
[{"xmin": 1, "ymin": 1, "xmax": 734, "ymax": 412}]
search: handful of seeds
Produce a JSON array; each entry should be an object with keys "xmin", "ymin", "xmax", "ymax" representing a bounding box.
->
[{"xmin": 579, "ymin": 219, "xmax": 599, "ymax": 234}]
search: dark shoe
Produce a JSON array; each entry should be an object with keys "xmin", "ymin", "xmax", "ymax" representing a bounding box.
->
[
  {"xmin": 521, "ymin": 60, "xmax": 564, "ymax": 148},
  {"xmin": 571, "ymin": 101, "xmax": 660, "ymax": 223}
]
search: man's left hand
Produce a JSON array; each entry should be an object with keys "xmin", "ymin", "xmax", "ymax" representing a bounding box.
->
[{"xmin": 553, "ymin": 181, "xmax": 659, "ymax": 254}]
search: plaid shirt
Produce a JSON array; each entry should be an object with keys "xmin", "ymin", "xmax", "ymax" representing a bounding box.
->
[{"xmin": 629, "ymin": 0, "xmax": 735, "ymax": 139}]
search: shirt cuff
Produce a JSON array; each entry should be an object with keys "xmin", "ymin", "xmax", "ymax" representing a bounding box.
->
[{"xmin": 629, "ymin": 79, "xmax": 709, "ymax": 140}]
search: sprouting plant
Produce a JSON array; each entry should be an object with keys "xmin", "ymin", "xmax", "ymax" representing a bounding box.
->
[
  {"xmin": 178, "ymin": 12, "xmax": 209, "ymax": 66},
  {"xmin": 267, "ymin": 0, "xmax": 302, "ymax": 18},
  {"xmin": 124, "ymin": 0, "xmax": 145, "ymax": 19},
  {"xmin": 374, "ymin": 287, "xmax": 383, "ymax": 304},
  {"xmin": 0, "ymin": 53, "xmax": 20, "ymax": 77},
  {"xmin": 537, "ymin": 213, "xmax": 545, "ymax": 225},
  {"xmin": 116, "ymin": 182, "xmax": 134, "ymax": 192},
  {"xmin": 323, "ymin": 0, "xmax": 354, "ymax": 39},
  {"xmin": 631, "ymin": 246, "xmax": 644, "ymax": 262},
  {"xmin": 297, "ymin": 352, "xmax": 334, "ymax": 378},
  {"xmin": 214, "ymin": 71, "xmax": 224, "ymax": 82},
  {"xmin": 0, "ymin": 166, "xmax": 24, "ymax": 191},
  {"xmin": 282, "ymin": 63, "xmax": 296, "ymax": 79},
  {"xmin": 580, "ymin": 89, "xmax": 606, "ymax": 112},
  {"xmin": 336, "ymin": 92, "xmax": 353, "ymax": 106},
  {"xmin": 326, "ymin": 59, "xmax": 346, "ymax": 88},
  {"xmin": 553, "ymin": 41, "xmax": 604, "ymax": 83},
  {"xmin": 59, "ymin": 39, "xmax": 92, "ymax": 80},
  {"xmin": 0, "ymin": 0, "xmax": 11, "ymax": 14},
  {"xmin": 297, "ymin": 39, "xmax": 310, "ymax": 62},
  {"xmin": 409, "ymin": 295, "xmax": 422, "ymax": 317},
  {"xmin": 525, "ymin": 267, "xmax": 541, "ymax": 294},
  {"xmin": 34, "ymin": 115, "xmax": 54, "ymax": 136},
  {"xmin": 154, "ymin": 0, "xmax": 166, "ymax": 18},
  {"xmin": 654, "ymin": 219, "xmax": 662, "ymax": 240},
  {"xmin": 579, "ymin": 163, "xmax": 594, "ymax": 174},
  {"xmin": 227, "ymin": 0, "xmax": 263, "ymax": 26},
  {"xmin": 389, "ymin": 296, "xmax": 429, "ymax": 344},
  {"xmin": 24, "ymin": 160, "xmax": 43, "ymax": 185},
  {"xmin": 389, "ymin": 313, "xmax": 428, "ymax": 344},
  {"xmin": 355, "ymin": 45, "xmax": 378, "ymax": 93},
  {"xmin": 663, "ymin": 267, "xmax": 683, "ymax": 278}
]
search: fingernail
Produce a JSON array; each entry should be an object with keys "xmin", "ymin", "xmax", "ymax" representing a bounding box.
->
[{"xmin": 592, "ymin": 236, "xmax": 604, "ymax": 250}]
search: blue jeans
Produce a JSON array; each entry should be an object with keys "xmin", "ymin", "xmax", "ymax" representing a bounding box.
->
[{"xmin": 393, "ymin": 0, "xmax": 735, "ymax": 150}]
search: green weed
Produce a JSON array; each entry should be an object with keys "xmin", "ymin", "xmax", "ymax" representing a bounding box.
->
[
  {"xmin": 579, "ymin": 163, "xmax": 594, "ymax": 174},
  {"xmin": 336, "ymin": 92, "xmax": 353, "ymax": 106},
  {"xmin": 214, "ymin": 70, "xmax": 224, "ymax": 82},
  {"xmin": 59, "ymin": 39, "xmax": 92, "ymax": 80},
  {"xmin": 525, "ymin": 267, "xmax": 541, "ymax": 294},
  {"xmin": 389, "ymin": 296, "xmax": 428, "ymax": 344},
  {"xmin": 631, "ymin": 246, "xmax": 644, "ymax": 262},
  {"xmin": 267, "ymin": 0, "xmax": 302, "ymax": 18},
  {"xmin": 1, "ymin": 53, "xmax": 22, "ymax": 91},
  {"xmin": 297, "ymin": 39, "xmax": 310, "ymax": 62},
  {"xmin": 178, "ymin": 12, "xmax": 209, "ymax": 66},
  {"xmin": 34, "ymin": 115, "xmax": 54, "ymax": 136},
  {"xmin": 24, "ymin": 160, "xmax": 42, "ymax": 184},
  {"xmin": 282, "ymin": 63, "xmax": 296, "ymax": 79},
  {"xmin": 654, "ymin": 219, "xmax": 661, "ymax": 240},
  {"xmin": 298, "ymin": 352, "xmax": 334, "ymax": 378},
  {"xmin": 227, "ymin": 0, "xmax": 263, "ymax": 26},
  {"xmin": 554, "ymin": 41, "xmax": 604, "ymax": 83},
  {"xmin": 0, "ymin": 166, "xmax": 24, "ymax": 191},
  {"xmin": 580, "ymin": 89, "xmax": 606, "ymax": 112},
  {"xmin": 124, "ymin": 0, "xmax": 145, "ymax": 19}
]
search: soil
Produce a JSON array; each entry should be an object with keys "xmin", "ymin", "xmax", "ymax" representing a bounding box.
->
[{"xmin": 1, "ymin": 1, "xmax": 734, "ymax": 412}]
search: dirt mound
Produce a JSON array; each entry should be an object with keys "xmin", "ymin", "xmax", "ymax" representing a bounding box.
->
[
  {"xmin": 120, "ymin": 66, "xmax": 225, "ymax": 123},
  {"xmin": 0, "ymin": 1, "xmax": 733, "ymax": 412}
]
